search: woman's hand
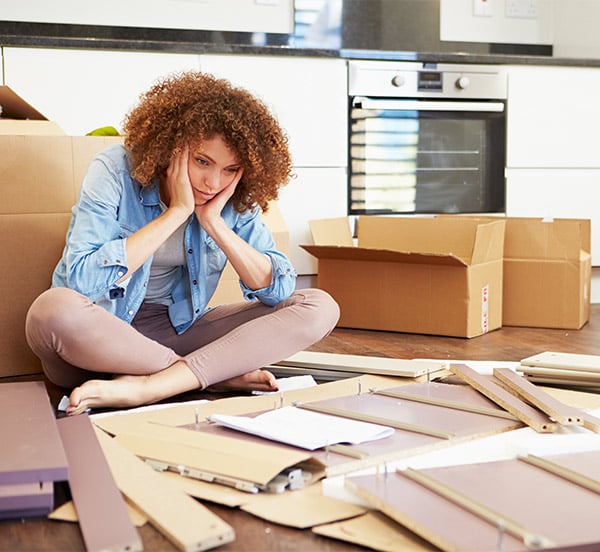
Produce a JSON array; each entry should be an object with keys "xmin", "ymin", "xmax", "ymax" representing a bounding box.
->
[{"xmin": 164, "ymin": 145, "xmax": 195, "ymax": 217}]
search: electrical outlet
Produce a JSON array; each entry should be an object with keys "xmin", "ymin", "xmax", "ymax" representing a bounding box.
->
[
  {"xmin": 473, "ymin": 0, "xmax": 493, "ymax": 17},
  {"xmin": 506, "ymin": 0, "xmax": 538, "ymax": 19}
]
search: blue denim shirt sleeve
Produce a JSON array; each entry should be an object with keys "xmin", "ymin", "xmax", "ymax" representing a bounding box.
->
[
  {"xmin": 232, "ymin": 207, "xmax": 297, "ymax": 306},
  {"xmin": 59, "ymin": 153, "xmax": 132, "ymax": 299},
  {"xmin": 52, "ymin": 145, "xmax": 155, "ymax": 322}
]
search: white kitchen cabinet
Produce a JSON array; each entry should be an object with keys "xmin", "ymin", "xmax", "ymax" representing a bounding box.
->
[
  {"xmin": 506, "ymin": 65, "xmax": 600, "ymax": 266},
  {"xmin": 506, "ymin": 65, "xmax": 600, "ymax": 168},
  {"xmin": 278, "ymin": 167, "xmax": 347, "ymax": 276},
  {"xmin": 2, "ymin": 47, "xmax": 200, "ymax": 135},
  {"xmin": 197, "ymin": 54, "xmax": 347, "ymax": 169}
]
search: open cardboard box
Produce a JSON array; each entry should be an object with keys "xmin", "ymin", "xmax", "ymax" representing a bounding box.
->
[
  {"xmin": 302, "ymin": 216, "xmax": 505, "ymax": 338},
  {"xmin": 0, "ymin": 131, "xmax": 289, "ymax": 378},
  {"xmin": 0, "ymin": 86, "xmax": 65, "ymax": 135}
]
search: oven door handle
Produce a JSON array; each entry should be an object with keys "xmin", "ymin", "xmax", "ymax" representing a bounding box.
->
[{"xmin": 353, "ymin": 96, "xmax": 505, "ymax": 113}]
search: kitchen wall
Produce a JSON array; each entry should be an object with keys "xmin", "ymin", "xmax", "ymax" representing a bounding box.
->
[
  {"xmin": 439, "ymin": 0, "xmax": 600, "ymax": 59},
  {"xmin": 0, "ymin": 0, "xmax": 294, "ymax": 34},
  {"xmin": 440, "ymin": 0, "xmax": 553, "ymax": 45},
  {"xmin": 553, "ymin": 0, "xmax": 600, "ymax": 58}
]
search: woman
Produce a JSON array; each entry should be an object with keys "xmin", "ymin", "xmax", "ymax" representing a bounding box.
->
[{"xmin": 25, "ymin": 71, "xmax": 340, "ymax": 416}]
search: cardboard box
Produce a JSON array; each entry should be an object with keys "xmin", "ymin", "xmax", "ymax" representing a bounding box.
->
[
  {"xmin": 0, "ymin": 86, "xmax": 65, "ymax": 135},
  {"xmin": 302, "ymin": 216, "xmax": 505, "ymax": 338},
  {"xmin": 502, "ymin": 217, "xmax": 591, "ymax": 329},
  {"xmin": 0, "ymin": 135, "xmax": 123, "ymax": 378}
]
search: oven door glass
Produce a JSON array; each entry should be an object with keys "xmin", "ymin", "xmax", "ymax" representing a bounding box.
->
[{"xmin": 349, "ymin": 98, "xmax": 506, "ymax": 214}]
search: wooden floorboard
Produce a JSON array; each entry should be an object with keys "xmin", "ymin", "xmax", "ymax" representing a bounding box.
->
[{"xmin": 2, "ymin": 305, "xmax": 600, "ymax": 551}]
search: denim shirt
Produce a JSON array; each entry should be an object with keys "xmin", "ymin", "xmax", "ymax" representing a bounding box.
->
[{"xmin": 52, "ymin": 144, "xmax": 297, "ymax": 334}]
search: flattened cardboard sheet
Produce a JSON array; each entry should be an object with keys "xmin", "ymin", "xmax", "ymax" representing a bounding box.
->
[
  {"xmin": 49, "ymin": 499, "xmax": 148, "ymax": 527},
  {"xmin": 109, "ymin": 423, "xmax": 324, "ymax": 490},
  {"xmin": 240, "ymin": 483, "xmax": 366, "ymax": 529},
  {"xmin": 94, "ymin": 427, "xmax": 235, "ymax": 551},
  {"xmin": 312, "ymin": 511, "xmax": 437, "ymax": 552},
  {"xmin": 0, "ymin": 381, "xmax": 68, "ymax": 485}
]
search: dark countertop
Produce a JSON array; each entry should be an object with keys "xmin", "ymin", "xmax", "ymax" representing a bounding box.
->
[{"xmin": 2, "ymin": 0, "xmax": 600, "ymax": 69}]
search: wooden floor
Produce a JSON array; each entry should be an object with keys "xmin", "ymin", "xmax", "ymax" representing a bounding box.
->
[{"xmin": 3, "ymin": 306, "xmax": 600, "ymax": 551}]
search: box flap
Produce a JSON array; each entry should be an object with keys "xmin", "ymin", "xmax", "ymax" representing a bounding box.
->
[
  {"xmin": 309, "ymin": 218, "xmax": 354, "ymax": 246},
  {"xmin": 505, "ymin": 218, "xmax": 590, "ymax": 261},
  {"xmin": 356, "ymin": 216, "xmax": 494, "ymax": 263},
  {"xmin": 0, "ymin": 86, "xmax": 47, "ymax": 120},
  {"xmin": 471, "ymin": 220, "xmax": 506, "ymax": 265},
  {"xmin": 301, "ymin": 244, "xmax": 467, "ymax": 267}
]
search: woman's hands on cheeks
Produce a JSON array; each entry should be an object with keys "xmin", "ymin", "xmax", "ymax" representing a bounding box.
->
[{"xmin": 194, "ymin": 168, "xmax": 243, "ymax": 230}]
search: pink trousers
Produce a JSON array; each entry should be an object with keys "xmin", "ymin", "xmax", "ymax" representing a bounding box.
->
[{"xmin": 25, "ymin": 287, "xmax": 340, "ymax": 390}]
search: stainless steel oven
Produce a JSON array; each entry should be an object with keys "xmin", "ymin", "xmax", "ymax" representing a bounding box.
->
[{"xmin": 348, "ymin": 60, "xmax": 507, "ymax": 214}]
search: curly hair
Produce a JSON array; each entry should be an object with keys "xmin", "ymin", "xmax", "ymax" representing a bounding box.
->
[{"xmin": 122, "ymin": 71, "xmax": 293, "ymax": 213}]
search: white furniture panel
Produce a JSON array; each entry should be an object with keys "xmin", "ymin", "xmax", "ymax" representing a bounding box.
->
[
  {"xmin": 2, "ymin": 47, "xmax": 200, "ymax": 135},
  {"xmin": 198, "ymin": 54, "xmax": 348, "ymax": 168},
  {"xmin": 506, "ymin": 168, "xmax": 600, "ymax": 261},
  {"xmin": 277, "ymin": 167, "xmax": 347, "ymax": 275},
  {"xmin": 507, "ymin": 65, "xmax": 600, "ymax": 168}
]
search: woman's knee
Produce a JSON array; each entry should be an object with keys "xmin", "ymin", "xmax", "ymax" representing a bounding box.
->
[
  {"xmin": 295, "ymin": 288, "xmax": 340, "ymax": 338},
  {"xmin": 26, "ymin": 287, "xmax": 90, "ymax": 341}
]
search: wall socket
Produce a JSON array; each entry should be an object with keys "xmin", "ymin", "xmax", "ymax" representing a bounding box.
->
[
  {"xmin": 473, "ymin": 0, "xmax": 493, "ymax": 17},
  {"xmin": 505, "ymin": 0, "xmax": 538, "ymax": 19}
]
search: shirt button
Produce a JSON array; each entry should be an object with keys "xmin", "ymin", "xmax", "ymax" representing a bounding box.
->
[
  {"xmin": 187, "ymin": 248, "xmax": 193, "ymax": 254},
  {"xmin": 128, "ymin": 310, "xmax": 134, "ymax": 316},
  {"xmin": 195, "ymin": 309, "xmax": 200, "ymax": 314},
  {"xmin": 117, "ymin": 271, "xmax": 124, "ymax": 277},
  {"xmin": 192, "ymin": 280, "xmax": 198, "ymax": 285}
]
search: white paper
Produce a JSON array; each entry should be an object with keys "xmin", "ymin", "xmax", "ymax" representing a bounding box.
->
[
  {"xmin": 207, "ymin": 406, "xmax": 394, "ymax": 450},
  {"xmin": 251, "ymin": 375, "xmax": 318, "ymax": 395}
]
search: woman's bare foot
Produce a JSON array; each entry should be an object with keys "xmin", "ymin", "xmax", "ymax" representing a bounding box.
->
[
  {"xmin": 66, "ymin": 360, "xmax": 199, "ymax": 415},
  {"xmin": 208, "ymin": 368, "xmax": 278, "ymax": 393},
  {"xmin": 67, "ymin": 375, "xmax": 152, "ymax": 415}
]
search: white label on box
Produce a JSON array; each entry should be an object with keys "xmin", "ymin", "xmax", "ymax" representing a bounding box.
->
[{"xmin": 481, "ymin": 284, "xmax": 489, "ymax": 334}]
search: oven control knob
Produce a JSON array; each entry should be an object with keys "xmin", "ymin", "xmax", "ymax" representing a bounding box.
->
[
  {"xmin": 391, "ymin": 74, "xmax": 405, "ymax": 88},
  {"xmin": 456, "ymin": 76, "xmax": 470, "ymax": 90}
]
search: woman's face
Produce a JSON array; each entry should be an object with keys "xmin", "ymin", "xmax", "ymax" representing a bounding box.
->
[{"xmin": 187, "ymin": 135, "xmax": 242, "ymax": 205}]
